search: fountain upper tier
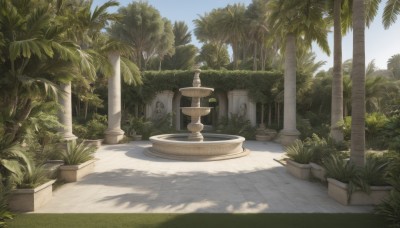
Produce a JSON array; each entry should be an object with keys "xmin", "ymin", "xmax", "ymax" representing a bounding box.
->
[
  {"xmin": 179, "ymin": 87, "xmax": 214, "ymax": 98},
  {"xmin": 181, "ymin": 107, "xmax": 211, "ymax": 117}
]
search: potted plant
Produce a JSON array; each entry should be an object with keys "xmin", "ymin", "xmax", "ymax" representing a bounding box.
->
[
  {"xmin": 285, "ymin": 140, "xmax": 313, "ymax": 180},
  {"xmin": 8, "ymin": 161, "xmax": 55, "ymax": 212},
  {"xmin": 58, "ymin": 141, "xmax": 96, "ymax": 182},
  {"xmin": 325, "ymin": 154, "xmax": 391, "ymax": 205}
]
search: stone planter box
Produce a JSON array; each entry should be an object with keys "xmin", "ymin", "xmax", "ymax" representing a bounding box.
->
[
  {"xmin": 83, "ymin": 139, "xmax": 102, "ymax": 148},
  {"xmin": 59, "ymin": 159, "xmax": 95, "ymax": 182},
  {"xmin": 43, "ymin": 160, "xmax": 64, "ymax": 179},
  {"xmin": 286, "ymin": 159, "xmax": 311, "ymax": 180},
  {"xmin": 8, "ymin": 180, "xmax": 56, "ymax": 212},
  {"xmin": 310, "ymin": 162, "xmax": 327, "ymax": 182},
  {"xmin": 327, "ymin": 178, "xmax": 392, "ymax": 205}
]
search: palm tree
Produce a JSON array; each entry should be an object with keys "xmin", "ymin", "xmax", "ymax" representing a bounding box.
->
[
  {"xmin": 328, "ymin": 0, "xmax": 352, "ymax": 142},
  {"xmin": 246, "ymin": 0, "xmax": 270, "ymax": 71},
  {"xmin": 173, "ymin": 21, "xmax": 192, "ymax": 46},
  {"xmin": 268, "ymin": 0, "xmax": 330, "ymax": 144},
  {"xmin": 219, "ymin": 4, "xmax": 247, "ymax": 69},
  {"xmin": 108, "ymin": 2, "xmax": 165, "ymax": 70},
  {"xmin": 350, "ymin": 0, "xmax": 366, "ymax": 167}
]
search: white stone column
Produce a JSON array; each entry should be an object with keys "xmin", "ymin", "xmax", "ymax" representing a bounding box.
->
[
  {"xmin": 279, "ymin": 34, "xmax": 300, "ymax": 146},
  {"xmin": 58, "ymin": 82, "xmax": 77, "ymax": 141},
  {"xmin": 104, "ymin": 52, "xmax": 124, "ymax": 144}
]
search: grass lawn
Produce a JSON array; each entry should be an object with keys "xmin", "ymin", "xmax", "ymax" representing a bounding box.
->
[{"xmin": 7, "ymin": 213, "xmax": 388, "ymax": 228}]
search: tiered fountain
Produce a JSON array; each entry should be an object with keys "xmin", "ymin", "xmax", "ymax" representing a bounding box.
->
[{"xmin": 146, "ymin": 69, "xmax": 249, "ymax": 161}]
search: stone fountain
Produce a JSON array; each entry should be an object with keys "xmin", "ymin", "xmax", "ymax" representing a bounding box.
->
[{"xmin": 146, "ymin": 69, "xmax": 249, "ymax": 161}]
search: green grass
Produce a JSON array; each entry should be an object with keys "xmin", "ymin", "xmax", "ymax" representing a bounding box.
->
[{"xmin": 7, "ymin": 213, "xmax": 388, "ymax": 228}]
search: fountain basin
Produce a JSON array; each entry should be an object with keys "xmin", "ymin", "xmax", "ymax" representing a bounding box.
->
[
  {"xmin": 179, "ymin": 87, "xmax": 214, "ymax": 97},
  {"xmin": 181, "ymin": 107, "xmax": 211, "ymax": 117},
  {"xmin": 146, "ymin": 133, "xmax": 249, "ymax": 161}
]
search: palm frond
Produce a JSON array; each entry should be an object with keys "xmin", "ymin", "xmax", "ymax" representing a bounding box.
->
[{"xmin": 383, "ymin": 0, "xmax": 400, "ymax": 29}]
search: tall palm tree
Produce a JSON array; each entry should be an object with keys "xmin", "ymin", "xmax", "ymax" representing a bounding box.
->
[
  {"xmin": 268, "ymin": 0, "xmax": 330, "ymax": 144},
  {"xmin": 329, "ymin": 0, "xmax": 352, "ymax": 142},
  {"xmin": 350, "ymin": 0, "xmax": 366, "ymax": 167}
]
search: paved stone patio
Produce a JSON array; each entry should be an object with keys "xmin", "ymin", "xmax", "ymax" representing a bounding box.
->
[{"xmin": 35, "ymin": 141, "xmax": 373, "ymax": 213}]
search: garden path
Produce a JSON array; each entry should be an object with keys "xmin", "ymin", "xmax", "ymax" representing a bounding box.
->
[{"xmin": 35, "ymin": 141, "xmax": 373, "ymax": 213}]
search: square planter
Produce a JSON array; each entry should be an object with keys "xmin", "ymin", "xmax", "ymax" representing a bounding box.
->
[
  {"xmin": 310, "ymin": 162, "xmax": 327, "ymax": 182},
  {"xmin": 8, "ymin": 179, "xmax": 56, "ymax": 212},
  {"xmin": 327, "ymin": 178, "xmax": 392, "ymax": 205},
  {"xmin": 59, "ymin": 159, "xmax": 95, "ymax": 182},
  {"xmin": 286, "ymin": 159, "xmax": 311, "ymax": 180}
]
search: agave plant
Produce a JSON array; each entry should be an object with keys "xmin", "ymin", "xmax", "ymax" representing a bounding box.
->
[
  {"xmin": 285, "ymin": 139, "xmax": 314, "ymax": 164},
  {"xmin": 61, "ymin": 141, "xmax": 96, "ymax": 165},
  {"xmin": 324, "ymin": 155, "xmax": 364, "ymax": 202},
  {"xmin": 15, "ymin": 159, "xmax": 49, "ymax": 189}
]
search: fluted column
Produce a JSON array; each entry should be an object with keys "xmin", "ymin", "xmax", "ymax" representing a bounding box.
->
[
  {"xmin": 58, "ymin": 82, "xmax": 77, "ymax": 141},
  {"xmin": 104, "ymin": 52, "xmax": 124, "ymax": 144},
  {"xmin": 279, "ymin": 33, "xmax": 300, "ymax": 146}
]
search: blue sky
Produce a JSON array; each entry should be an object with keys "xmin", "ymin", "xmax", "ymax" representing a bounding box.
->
[{"xmin": 95, "ymin": 0, "xmax": 400, "ymax": 71}]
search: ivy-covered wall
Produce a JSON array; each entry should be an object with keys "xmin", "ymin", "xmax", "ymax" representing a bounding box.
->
[{"xmin": 126, "ymin": 70, "xmax": 286, "ymax": 104}]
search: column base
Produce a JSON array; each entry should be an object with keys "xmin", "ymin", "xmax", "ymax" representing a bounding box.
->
[
  {"xmin": 104, "ymin": 129, "xmax": 124, "ymax": 144},
  {"xmin": 61, "ymin": 133, "xmax": 77, "ymax": 141},
  {"xmin": 278, "ymin": 129, "xmax": 300, "ymax": 146}
]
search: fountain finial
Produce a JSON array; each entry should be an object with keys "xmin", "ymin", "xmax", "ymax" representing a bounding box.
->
[{"xmin": 193, "ymin": 69, "xmax": 201, "ymax": 87}]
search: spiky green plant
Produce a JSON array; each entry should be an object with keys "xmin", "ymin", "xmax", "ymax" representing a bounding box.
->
[
  {"xmin": 375, "ymin": 151, "xmax": 400, "ymax": 227},
  {"xmin": 0, "ymin": 176, "xmax": 13, "ymax": 227},
  {"xmin": 14, "ymin": 158, "xmax": 49, "ymax": 189},
  {"xmin": 285, "ymin": 139, "xmax": 314, "ymax": 164},
  {"xmin": 324, "ymin": 155, "xmax": 364, "ymax": 203},
  {"xmin": 61, "ymin": 141, "xmax": 96, "ymax": 165}
]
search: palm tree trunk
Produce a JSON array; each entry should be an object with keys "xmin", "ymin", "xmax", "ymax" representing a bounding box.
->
[
  {"xmin": 351, "ymin": 0, "xmax": 366, "ymax": 167},
  {"xmin": 253, "ymin": 42, "xmax": 258, "ymax": 71},
  {"xmin": 331, "ymin": 0, "xmax": 344, "ymax": 142},
  {"xmin": 282, "ymin": 33, "xmax": 298, "ymax": 133},
  {"xmin": 268, "ymin": 103, "xmax": 272, "ymax": 126}
]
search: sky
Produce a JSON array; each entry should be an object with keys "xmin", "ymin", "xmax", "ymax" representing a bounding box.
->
[{"xmin": 95, "ymin": 0, "xmax": 400, "ymax": 71}]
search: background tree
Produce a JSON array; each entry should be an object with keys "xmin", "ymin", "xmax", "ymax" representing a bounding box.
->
[
  {"xmin": 387, "ymin": 54, "xmax": 400, "ymax": 79},
  {"xmin": 161, "ymin": 21, "xmax": 197, "ymax": 70},
  {"xmin": 197, "ymin": 43, "xmax": 230, "ymax": 69},
  {"xmin": 108, "ymin": 2, "xmax": 164, "ymax": 70},
  {"xmin": 156, "ymin": 18, "xmax": 175, "ymax": 71}
]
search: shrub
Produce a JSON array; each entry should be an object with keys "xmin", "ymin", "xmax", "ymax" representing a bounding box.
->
[
  {"xmin": 375, "ymin": 151, "xmax": 400, "ymax": 227},
  {"xmin": 0, "ymin": 176, "xmax": 13, "ymax": 226},
  {"xmin": 285, "ymin": 140, "xmax": 313, "ymax": 164},
  {"xmin": 217, "ymin": 114, "xmax": 255, "ymax": 139},
  {"xmin": 73, "ymin": 114, "xmax": 107, "ymax": 140},
  {"xmin": 61, "ymin": 141, "xmax": 96, "ymax": 165}
]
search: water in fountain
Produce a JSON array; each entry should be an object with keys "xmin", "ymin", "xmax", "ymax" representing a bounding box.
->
[{"xmin": 146, "ymin": 69, "xmax": 250, "ymax": 161}]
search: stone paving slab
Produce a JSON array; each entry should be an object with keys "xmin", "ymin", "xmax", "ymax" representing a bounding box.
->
[{"xmin": 34, "ymin": 141, "xmax": 373, "ymax": 213}]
